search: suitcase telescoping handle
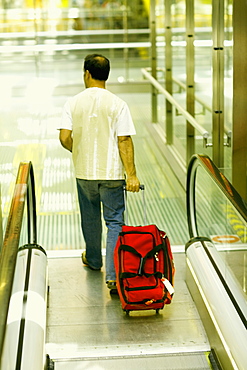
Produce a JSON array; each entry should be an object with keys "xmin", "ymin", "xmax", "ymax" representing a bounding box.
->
[{"xmin": 123, "ymin": 184, "xmax": 147, "ymax": 225}]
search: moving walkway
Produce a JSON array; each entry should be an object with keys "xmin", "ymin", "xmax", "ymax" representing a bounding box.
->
[{"xmin": 1, "ymin": 153, "xmax": 246, "ymax": 369}]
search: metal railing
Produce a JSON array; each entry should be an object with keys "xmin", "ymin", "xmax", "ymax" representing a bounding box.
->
[
  {"xmin": 141, "ymin": 67, "xmax": 210, "ymax": 145},
  {"xmin": 171, "ymin": 75, "xmax": 232, "ymax": 147},
  {"xmin": 142, "ymin": 67, "xmax": 232, "ymax": 148}
]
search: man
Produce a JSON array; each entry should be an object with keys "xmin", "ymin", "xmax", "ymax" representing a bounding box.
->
[{"xmin": 59, "ymin": 54, "xmax": 140, "ymax": 293}]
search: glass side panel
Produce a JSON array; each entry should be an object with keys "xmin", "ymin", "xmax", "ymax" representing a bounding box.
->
[
  {"xmin": 195, "ymin": 165, "xmax": 247, "ymax": 297},
  {"xmin": 0, "ymin": 0, "xmax": 150, "ymax": 84},
  {"xmin": 0, "ymin": 1, "xmax": 149, "ymax": 33}
]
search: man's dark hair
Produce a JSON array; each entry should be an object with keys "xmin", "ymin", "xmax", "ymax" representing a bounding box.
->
[{"xmin": 84, "ymin": 54, "xmax": 110, "ymax": 81}]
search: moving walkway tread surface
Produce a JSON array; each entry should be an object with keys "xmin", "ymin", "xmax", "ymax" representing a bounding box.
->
[{"xmin": 46, "ymin": 254, "xmax": 212, "ymax": 369}]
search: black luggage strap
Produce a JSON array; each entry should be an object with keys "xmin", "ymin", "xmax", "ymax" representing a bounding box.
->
[
  {"xmin": 119, "ymin": 244, "xmax": 142, "ymax": 258},
  {"xmin": 119, "ymin": 243, "xmax": 165, "ymax": 278},
  {"xmin": 142, "ymin": 244, "xmax": 165, "ymax": 277},
  {"xmin": 120, "ymin": 271, "xmax": 162, "ymax": 279}
]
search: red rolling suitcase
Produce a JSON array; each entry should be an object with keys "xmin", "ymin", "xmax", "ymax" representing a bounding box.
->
[{"xmin": 114, "ymin": 187, "xmax": 175, "ymax": 315}]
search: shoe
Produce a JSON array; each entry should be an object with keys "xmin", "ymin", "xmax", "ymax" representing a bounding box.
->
[
  {"xmin": 81, "ymin": 252, "xmax": 101, "ymax": 271},
  {"xmin": 107, "ymin": 280, "xmax": 118, "ymax": 294}
]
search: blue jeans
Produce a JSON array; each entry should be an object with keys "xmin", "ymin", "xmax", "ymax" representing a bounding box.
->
[{"xmin": 76, "ymin": 179, "xmax": 125, "ymax": 282}]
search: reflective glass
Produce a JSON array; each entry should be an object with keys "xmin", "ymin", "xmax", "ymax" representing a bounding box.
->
[
  {"xmin": 0, "ymin": 0, "xmax": 150, "ymax": 83},
  {"xmin": 195, "ymin": 164, "xmax": 247, "ymax": 298}
]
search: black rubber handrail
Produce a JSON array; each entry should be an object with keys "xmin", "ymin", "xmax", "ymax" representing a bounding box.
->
[
  {"xmin": 187, "ymin": 154, "xmax": 247, "ymax": 238},
  {"xmin": 0, "ymin": 162, "xmax": 37, "ymax": 358}
]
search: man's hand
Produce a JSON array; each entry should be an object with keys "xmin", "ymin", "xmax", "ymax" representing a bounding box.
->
[{"xmin": 126, "ymin": 175, "xmax": 140, "ymax": 192}]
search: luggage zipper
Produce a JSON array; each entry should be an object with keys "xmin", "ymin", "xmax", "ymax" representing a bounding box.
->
[
  {"xmin": 125, "ymin": 285, "xmax": 158, "ymax": 291},
  {"xmin": 154, "ymin": 252, "xmax": 159, "ymax": 261}
]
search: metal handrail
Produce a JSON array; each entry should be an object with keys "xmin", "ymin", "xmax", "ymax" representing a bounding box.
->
[
  {"xmin": 141, "ymin": 68, "xmax": 210, "ymax": 143},
  {"xmin": 0, "ymin": 27, "xmax": 221, "ymax": 40},
  {"xmin": 0, "ymin": 29, "xmax": 150, "ymax": 39},
  {"xmin": 0, "ymin": 162, "xmax": 36, "ymax": 358},
  {"xmin": 172, "ymin": 76, "xmax": 212, "ymax": 113},
  {"xmin": 0, "ymin": 41, "xmax": 151, "ymax": 54},
  {"xmin": 145, "ymin": 67, "xmax": 212, "ymax": 115},
  {"xmin": 143, "ymin": 67, "xmax": 232, "ymax": 147}
]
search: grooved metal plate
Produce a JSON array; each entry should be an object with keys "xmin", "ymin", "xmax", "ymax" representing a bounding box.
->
[
  {"xmin": 46, "ymin": 254, "xmax": 210, "ymax": 369},
  {"xmin": 53, "ymin": 352, "xmax": 212, "ymax": 370}
]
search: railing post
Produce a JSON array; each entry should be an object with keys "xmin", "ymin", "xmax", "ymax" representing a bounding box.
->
[
  {"xmin": 212, "ymin": 0, "xmax": 225, "ymax": 168},
  {"xmin": 165, "ymin": 0, "xmax": 173, "ymax": 144},
  {"xmin": 123, "ymin": 0, "xmax": 129, "ymax": 82},
  {"xmin": 150, "ymin": 0, "xmax": 157, "ymax": 123},
  {"xmin": 186, "ymin": 0, "xmax": 195, "ymax": 165},
  {"xmin": 232, "ymin": 0, "xmax": 247, "ymax": 200}
]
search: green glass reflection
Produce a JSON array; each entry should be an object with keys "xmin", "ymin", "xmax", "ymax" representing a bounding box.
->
[{"xmin": 195, "ymin": 165, "xmax": 247, "ymax": 296}]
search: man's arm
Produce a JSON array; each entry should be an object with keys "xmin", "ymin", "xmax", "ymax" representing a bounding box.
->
[
  {"xmin": 118, "ymin": 135, "xmax": 140, "ymax": 192},
  {"xmin": 59, "ymin": 129, "xmax": 73, "ymax": 152}
]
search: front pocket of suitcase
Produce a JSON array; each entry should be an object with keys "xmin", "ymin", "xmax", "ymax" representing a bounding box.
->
[{"xmin": 123, "ymin": 276, "xmax": 165, "ymax": 304}]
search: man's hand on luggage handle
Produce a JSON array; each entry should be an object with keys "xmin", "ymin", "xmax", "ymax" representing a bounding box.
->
[{"xmin": 126, "ymin": 175, "xmax": 140, "ymax": 192}]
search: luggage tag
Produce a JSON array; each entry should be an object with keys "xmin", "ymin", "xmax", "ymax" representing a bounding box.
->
[{"xmin": 162, "ymin": 278, "xmax": 175, "ymax": 295}]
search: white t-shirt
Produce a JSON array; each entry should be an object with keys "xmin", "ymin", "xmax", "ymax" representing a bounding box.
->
[{"xmin": 59, "ymin": 87, "xmax": 136, "ymax": 180}]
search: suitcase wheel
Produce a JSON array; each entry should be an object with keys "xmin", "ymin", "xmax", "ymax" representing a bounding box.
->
[{"xmin": 124, "ymin": 309, "xmax": 160, "ymax": 315}]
